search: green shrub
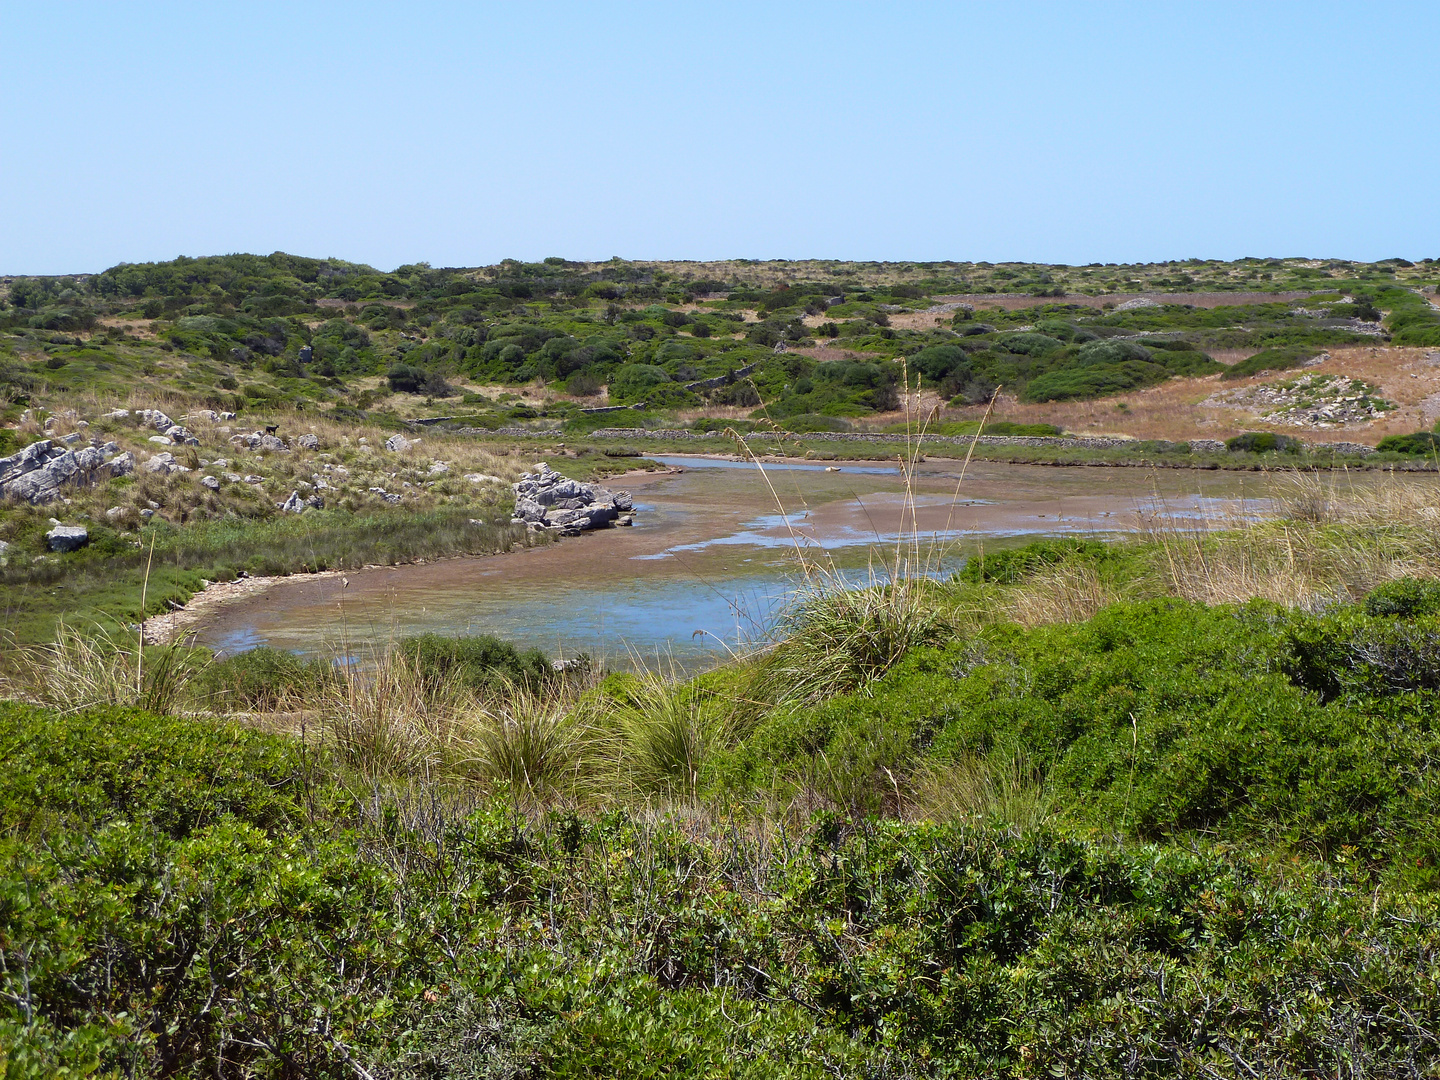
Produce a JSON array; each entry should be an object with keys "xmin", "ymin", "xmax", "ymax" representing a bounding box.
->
[
  {"xmin": 191, "ymin": 646, "xmax": 338, "ymax": 710},
  {"xmin": 397, "ymin": 632, "xmax": 556, "ymax": 693},
  {"xmin": 1225, "ymin": 431, "xmax": 1302, "ymax": 453},
  {"xmin": 386, "ymin": 363, "xmax": 426, "ymax": 392},
  {"xmin": 0, "ymin": 702, "xmax": 322, "ymax": 839},
  {"xmin": 1376, "ymin": 431, "xmax": 1440, "ymax": 456},
  {"xmin": 609, "ymin": 363, "xmax": 671, "ymax": 404},
  {"xmin": 957, "ymin": 537, "xmax": 1112, "ymax": 584},
  {"xmin": 1365, "ymin": 577, "xmax": 1440, "ymax": 618},
  {"xmin": 1221, "ymin": 345, "xmax": 1321, "ymax": 380}
]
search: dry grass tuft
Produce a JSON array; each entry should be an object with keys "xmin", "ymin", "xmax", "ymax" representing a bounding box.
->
[
  {"xmin": 7, "ymin": 621, "xmax": 199, "ymax": 715},
  {"xmin": 465, "ymin": 682, "xmax": 586, "ymax": 803},
  {"xmin": 1150, "ymin": 471, "xmax": 1440, "ymax": 609},
  {"xmin": 912, "ymin": 752, "xmax": 1053, "ymax": 831},
  {"xmin": 320, "ymin": 648, "xmax": 471, "ymax": 781},
  {"xmin": 1006, "ymin": 563, "xmax": 1115, "ymax": 628}
]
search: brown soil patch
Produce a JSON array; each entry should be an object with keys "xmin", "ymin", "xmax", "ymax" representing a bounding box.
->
[
  {"xmin": 933, "ymin": 346, "xmax": 1440, "ymax": 444},
  {"xmin": 930, "ymin": 291, "xmax": 1318, "ymax": 312}
]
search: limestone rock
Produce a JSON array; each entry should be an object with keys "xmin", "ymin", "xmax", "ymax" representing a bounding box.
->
[
  {"xmin": 385, "ymin": 434, "xmax": 412, "ymax": 452},
  {"xmin": 229, "ymin": 431, "xmax": 291, "ymax": 452},
  {"xmin": 297, "ymin": 433, "xmax": 320, "ymax": 450},
  {"xmin": 200, "ymin": 475, "xmax": 221, "ymax": 490},
  {"xmin": 108, "ymin": 452, "xmax": 135, "ymax": 477},
  {"xmin": 142, "ymin": 452, "xmax": 189, "ymax": 476},
  {"xmin": 0, "ymin": 441, "xmax": 110, "ymax": 504},
  {"xmin": 46, "ymin": 525, "xmax": 90, "ymax": 553},
  {"xmin": 511, "ymin": 462, "xmax": 636, "ymax": 533}
]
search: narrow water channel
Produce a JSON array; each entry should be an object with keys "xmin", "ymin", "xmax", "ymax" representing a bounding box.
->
[{"xmin": 191, "ymin": 456, "xmax": 1295, "ymax": 670}]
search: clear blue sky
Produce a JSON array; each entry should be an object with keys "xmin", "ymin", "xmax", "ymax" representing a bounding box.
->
[{"xmin": 3, "ymin": 1, "xmax": 1437, "ymax": 274}]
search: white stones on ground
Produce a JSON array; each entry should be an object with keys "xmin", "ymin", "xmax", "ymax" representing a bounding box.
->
[
  {"xmin": 428, "ymin": 461, "xmax": 449, "ymax": 474},
  {"xmin": 244, "ymin": 475, "xmax": 263, "ymax": 483},
  {"xmin": 385, "ymin": 434, "xmax": 412, "ymax": 452},
  {"xmin": 102, "ymin": 409, "xmax": 131, "ymax": 421},
  {"xmin": 297, "ymin": 433, "xmax": 319, "ymax": 450},
  {"xmin": 46, "ymin": 525, "xmax": 90, "ymax": 553},
  {"xmin": 224, "ymin": 472, "xmax": 243, "ymax": 483},
  {"xmin": 139, "ymin": 409, "xmax": 173, "ymax": 430},
  {"xmin": 228, "ymin": 431, "xmax": 291, "ymax": 452},
  {"xmin": 149, "ymin": 435, "xmax": 174, "ymax": 446},
  {"xmin": 142, "ymin": 452, "xmax": 189, "ymax": 476},
  {"xmin": 200, "ymin": 475, "xmax": 221, "ymax": 491},
  {"xmin": 105, "ymin": 506, "xmax": 127, "ymax": 519},
  {"xmin": 465, "ymin": 473, "xmax": 503, "ymax": 484},
  {"xmin": 368, "ymin": 487, "xmax": 403, "ymax": 504},
  {"xmin": 1188, "ymin": 439, "xmax": 1227, "ymax": 454}
]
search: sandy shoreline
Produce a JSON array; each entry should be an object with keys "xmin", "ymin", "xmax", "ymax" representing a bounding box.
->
[{"xmin": 141, "ymin": 462, "xmax": 693, "ymax": 647}]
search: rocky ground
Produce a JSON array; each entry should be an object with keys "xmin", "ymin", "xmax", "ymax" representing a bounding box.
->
[
  {"xmin": 0, "ymin": 403, "xmax": 523, "ymax": 555},
  {"xmin": 1203, "ymin": 372, "xmax": 1398, "ymax": 428}
]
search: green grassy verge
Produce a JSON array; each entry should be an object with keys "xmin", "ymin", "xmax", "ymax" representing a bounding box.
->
[{"xmin": 0, "ymin": 507, "xmax": 538, "ymax": 646}]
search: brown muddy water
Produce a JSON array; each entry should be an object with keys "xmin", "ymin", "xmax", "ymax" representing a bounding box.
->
[{"xmin": 190, "ymin": 456, "xmax": 1317, "ymax": 670}]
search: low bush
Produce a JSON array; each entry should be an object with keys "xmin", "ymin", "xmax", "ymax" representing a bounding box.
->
[
  {"xmin": 1221, "ymin": 344, "xmax": 1321, "ymax": 380},
  {"xmin": 1226, "ymin": 431, "xmax": 1302, "ymax": 453},
  {"xmin": 957, "ymin": 537, "xmax": 1113, "ymax": 584},
  {"xmin": 397, "ymin": 632, "xmax": 556, "ymax": 694},
  {"xmin": 1376, "ymin": 431, "xmax": 1440, "ymax": 456},
  {"xmin": 191, "ymin": 646, "xmax": 338, "ymax": 710},
  {"xmin": 386, "ymin": 362, "xmax": 426, "ymax": 392},
  {"xmin": 1365, "ymin": 576, "xmax": 1440, "ymax": 617}
]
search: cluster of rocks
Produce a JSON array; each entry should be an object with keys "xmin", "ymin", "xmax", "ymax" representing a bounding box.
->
[
  {"xmin": 0, "ymin": 439, "xmax": 135, "ymax": 504},
  {"xmin": 279, "ymin": 490, "xmax": 325, "ymax": 513},
  {"xmin": 230, "ymin": 430, "xmax": 290, "ymax": 452},
  {"xmin": 511, "ymin": 463, "xmax": 634, "ymax": 534},
  {"xmin": 1205, "ymin": 373, "xmax": 1395, "ymax": 428},
  {"xmin": 98, "ymin": 408, "xmax": 203, "ymax": 447}
]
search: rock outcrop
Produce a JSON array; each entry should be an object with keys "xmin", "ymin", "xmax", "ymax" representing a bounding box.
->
[
  {"xmin": 0, "ymin": 440, "xmax": 131, "ymax": 504},
  {"xmin": 512, "ymin": 462, "xmax": 634, "ymax": 533},
  {"xmin": 46, "ymin": 525, "xmax": 89, "ymax": 552}
]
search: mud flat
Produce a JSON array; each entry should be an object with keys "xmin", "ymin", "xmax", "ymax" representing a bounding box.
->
[{"xmin": 181, "ymin": 458, "xmax": 1381, "ymax": 668}]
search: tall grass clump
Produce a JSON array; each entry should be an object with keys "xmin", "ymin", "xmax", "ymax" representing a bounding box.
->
[
  {"xmin": 320, "ymin": 648, "xmax": 470, "ymax": 781},
  {"xmin": 466, "ymin": 680, "xmax": 585, "ymax": 804},
  {"xmin": 9, "ymin": 621, "xmax": 199, "ymax": 715},
  {"xmin": 759, "ymin": 576, "xmax": 951, "ymax": 705},
  {"xmin": 913, "ymin": 750, "xmax": 1053, "ymax": 831},
  {"xmin": 1149, "ymin": 470, "xmax": 1440, "ymax": 609},
  {"xmin": 604, "ymin": 672, "xmax": 729, "ymax": 801},
  {"xmin": 739, "ymin": 370, "xmax": 988, "ymax": 706}
]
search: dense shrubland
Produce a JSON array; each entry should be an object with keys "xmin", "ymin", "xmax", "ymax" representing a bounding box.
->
[
  {"xmin": 5, "ymin": 471, "xmax": 1440, "ymax": 1075},
  {"xmin": 4, "ymin": 255, "xmax": 1439, "ymax": 439}
]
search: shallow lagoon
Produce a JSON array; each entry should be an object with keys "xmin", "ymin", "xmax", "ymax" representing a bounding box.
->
[{"xmin": 192, "ymin": 456, "xmax": 1292, "ymax": 669}]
